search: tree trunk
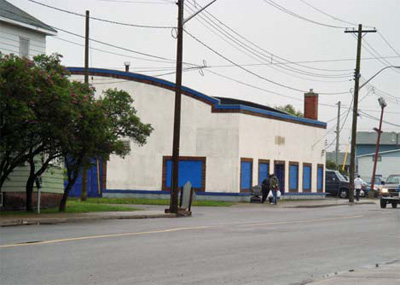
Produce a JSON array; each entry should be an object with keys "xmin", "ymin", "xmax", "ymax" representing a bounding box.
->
[
  {"xmin": 59, "ymin": 185, "xmax": 71, "ymax": 212},
  {"xmin": 25, "ymin": 175, "xmax": 35, "ymax": 212},
  {"xmin": 81, "ymin": 163, "xmax": 88, "ymax": 201}
]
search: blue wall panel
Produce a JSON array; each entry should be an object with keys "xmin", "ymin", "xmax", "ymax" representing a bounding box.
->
[
  {"xmin": 258, "ymin": 163, "xmax": 269, "ymax": 185},
  {"xmin": 241, "ymin": 161, "xmax": 252, "ymax": 190},
  {"xmin": 303, "ymin": 165, "xmax": 311, "ymax": 191},
  {"xmin": 166, "ymin": 160, "xmax": 203, "ymax": 188},
  {"xmin": 289, "ymin": 165, "xmax": 298, "ymax": 190},
  {"xmin": 317, "ymin": 166, "xmax": 323, "ymax": 192}
]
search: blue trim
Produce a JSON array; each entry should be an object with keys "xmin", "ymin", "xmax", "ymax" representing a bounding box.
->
[
  {"xmin": 104, "ymin": 189, "xmax": 327, "ymax": 196},
  {"xmin": 67, "ymin": 67, "xmax": 327, "ymax": 128}
]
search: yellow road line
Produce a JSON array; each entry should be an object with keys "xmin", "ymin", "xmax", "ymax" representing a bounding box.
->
[{"xmin": 0, "ymin": 215, "xmax": 362, "ymax": 249}]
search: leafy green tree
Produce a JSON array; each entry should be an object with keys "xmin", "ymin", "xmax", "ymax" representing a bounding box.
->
[{"xmin": 275, "ymin": 104, "xmax": 304, "ymax": 117}]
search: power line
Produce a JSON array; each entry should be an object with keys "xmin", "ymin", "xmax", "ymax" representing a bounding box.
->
[
  {"xmin": 261, "ymin": 0, "xmax": 349, "ymax": 29},
  {"xmin": 378, "ymin": 32, "xmax": 400, "ymax": 57},
  {"xmin": 359, "ymin": 111, "xmax": 400, "ymax": 127},
  {"xmin": 185, "ymin": 29, "xmax": 350, "ymax": 95},
  {"xmin": 28, "ymin": 0, "xmax": 174, "ymax": 29}
]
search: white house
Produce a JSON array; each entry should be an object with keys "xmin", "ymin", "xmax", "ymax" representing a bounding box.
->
[
  {"xmin": 0, "ymin": 0, "xmax": 57, "ymax": 57},
  {"xmin": 0, "ymin": 0, "xmax": 60, "ymax": 209},
  {"xmin": 69, "ymin": 68, "xmax": 327, "ymax": 201}
]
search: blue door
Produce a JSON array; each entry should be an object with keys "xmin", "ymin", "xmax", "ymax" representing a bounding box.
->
[
  {"xmin": 317, "ymin": 165, "xmax": 323, "ymax": 192},
  {"xmin": 258, "ymin": 162, "xmax": 269, "ymax": 185},
  {"xmin": 303, "ymin": 164, "xmax": 312, "ymax": 192},
  {"xmin": 241, "ymin": 160, "xmax": 252, "ymax": 192},
  {"xmin": 65, "ymin": 158, "xmax": 103, "ymax": 198},
  {"xmin": 165, "ymin": 159, "xmax": 204, "ymax": 191},
  {"xmin": 289, "ymin": 164, "xmax": 298, "ymax": 192},
  {"xmin": 274, "ymin": 163, "xmax": 285, "ymax": 193}
]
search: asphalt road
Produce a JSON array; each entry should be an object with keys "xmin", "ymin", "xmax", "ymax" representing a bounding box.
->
[{"xmin": 1, "ymin": 203, "xmax": 399, "ymax": 285}]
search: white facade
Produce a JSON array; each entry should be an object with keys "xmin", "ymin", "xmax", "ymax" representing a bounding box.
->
[
  {"xmin": 71, "ymin": 68, "xmax": 327, "ymax": 194},
  {"xmin": 358, "ymin": 149, "xmax": 400, "ymax": 179},
  {"xmin": 0, "ymin": 21, "xmax": 46, "ymax": 57}
]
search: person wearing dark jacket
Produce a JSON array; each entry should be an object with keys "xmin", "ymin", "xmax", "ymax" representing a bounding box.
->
[
  {"xmin": 269, "ymin": 174, "xmax": 279, "ymax": 205},
  {"xmin": 261, "ymin": 176, "xmax": 270, "ymax": 203}
]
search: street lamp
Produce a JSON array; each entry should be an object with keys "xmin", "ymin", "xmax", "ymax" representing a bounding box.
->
[
  {"xmin": 369, "ymin": 97, "xmax": 387, "ymax": 196},
  {"xmin": 359, "ymin": 65, "xmax": 400, "ymax": 90}
]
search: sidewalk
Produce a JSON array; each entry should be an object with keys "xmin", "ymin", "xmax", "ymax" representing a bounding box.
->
[
  {"xmin": 307, "ymin": 261, "xmax": 400, "ymax": 284},
  {"xmin": 0, "ymin": 198, "xmax": 377, "ymax": 227}
]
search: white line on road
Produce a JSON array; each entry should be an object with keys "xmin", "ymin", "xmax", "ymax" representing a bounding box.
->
[{"xmin": 0, "ymin": 215, "xmax": 363, "ymax": 249}]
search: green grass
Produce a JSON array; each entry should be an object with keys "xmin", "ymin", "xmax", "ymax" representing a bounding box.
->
[
  {"xmin": 85, "ymin": 197, "xmax": 235, "ymax": 207},
  {"xmin": 0, "ymin": 200, "xmax": 138, "ymax": 216}
]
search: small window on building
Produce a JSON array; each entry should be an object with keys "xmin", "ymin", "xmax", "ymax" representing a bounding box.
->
[
  {"xmin": 19, "ymin": 37, "xmax": 30, "ymax": 58},
  {"xmin": 121, "ymin": 140, "xmax": 131, "ymax": 152},
  {"xmin": 317, "ymin": 165, "xmax": 324, "ymax": 192},
  {"xmin": 289, "ymin": 162, "xmax": 298, "ymax": 192},
  {"xmin": 372, "ymin": 156, "xmax": 381, "ymax": 162}
]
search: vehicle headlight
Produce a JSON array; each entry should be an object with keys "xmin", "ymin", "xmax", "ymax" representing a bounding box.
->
[{"xmin": 381, "ymin": 188, "xmax": 389, "ymax": 193}]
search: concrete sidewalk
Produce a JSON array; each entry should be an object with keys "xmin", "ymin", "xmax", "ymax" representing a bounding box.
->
[
  {"xmin": 0, "ymin": 198, "xmax": 377, "ymax": 227},
  {"xmin": 307, "ymin": 261, "xmax": 400, "ymax": 284}
]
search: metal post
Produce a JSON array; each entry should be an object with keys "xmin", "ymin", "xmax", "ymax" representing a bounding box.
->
[
  {"xmin": 370, "ymin": 98, "xmax": 386, "ymax": 193},
  {"xmin": 170, "ymin": 0, "xmax": 184, "ymax": 214}
]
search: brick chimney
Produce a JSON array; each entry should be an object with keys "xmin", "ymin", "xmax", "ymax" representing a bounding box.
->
[{"xmin": 304, "ymin": 89, "xmax": 318, "ymax": 120}]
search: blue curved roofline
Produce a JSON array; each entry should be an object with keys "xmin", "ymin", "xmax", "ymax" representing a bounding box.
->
[{"xmin": 67, "ymin": 67, "xmax": 327, "ymax": 129}]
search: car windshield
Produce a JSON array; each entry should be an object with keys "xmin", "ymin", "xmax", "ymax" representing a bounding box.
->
[
  {"xmin": 385, "ymin": 175, "xmax": 400, "ymax": 184},
  {"xmin": 336, "ymin": 171, "xmax": 347, "ymax": 182}
]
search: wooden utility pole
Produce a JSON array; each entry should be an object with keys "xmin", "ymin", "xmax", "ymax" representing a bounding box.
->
[
  {"xmin": 170, "ymin": 0, "xmax": 184, "ymax": 214},
  {"xmin": 335, "ymin": 101, "xmax": 341, "ymax": 169},
  {"xmin": 81, "ymin": 10, "xmax": 90, "ymax": 201},
  {"xmin": 345, "ymin": 24, "xmax": 376, "ymax": 203}
]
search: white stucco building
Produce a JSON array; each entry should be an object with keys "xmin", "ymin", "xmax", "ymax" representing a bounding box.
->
[
  {"xmin": 69, "ymin": 68, "xmax": 327, "ymax": 200},
  {"xmin": 357, "ymin": 149, "xmax": 400, "ymax": 180}
]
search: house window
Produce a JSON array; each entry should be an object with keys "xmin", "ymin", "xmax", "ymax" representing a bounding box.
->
[
  {"xmin": 317, "ymin": 164, "xmax": 324, "ymax": 192},
  {"xmin": 289, "ymin": 162, "xmax": 299, "ymax": 192},
  {"xmin": 240, "ymin": 158, "xmax": 253, "ymax": 192},
  {"xmin": 372, "ymin": 156, "xmax": 381, "ymax": 162},
  {"xmin": 162, "ymin": 156, "xmax": 206, "ymax": 192},
  {"xmin": 303, "ymin": 163, "xmax": 312, "ymax": 192},
  {"xmin": 19, "ymin": 37, "xmax": 30, "ymax": 58}
]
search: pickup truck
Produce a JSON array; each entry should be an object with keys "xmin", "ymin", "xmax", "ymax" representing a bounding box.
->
[
  {"xmin": 379, "ymin": 174, "xmax": 400, "ymax": 208},
  {"xmin": 325, "ymin": 169, "xmax": 350, "ymax": 198}
]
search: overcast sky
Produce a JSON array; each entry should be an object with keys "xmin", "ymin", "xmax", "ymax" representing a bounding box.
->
[{"xmin": 9, "ymin": 0, "xmax": 400, "ymax": 151}]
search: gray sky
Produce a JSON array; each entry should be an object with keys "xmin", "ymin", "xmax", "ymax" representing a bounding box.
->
[{"xmin": 10, "ymin": 0, "xmax": 400, "ymax": 151}]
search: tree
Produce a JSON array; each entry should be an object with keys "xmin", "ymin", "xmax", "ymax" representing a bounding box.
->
[
  {"xmin": 0, "ymin": 54, "xmax": 93, "ymax": 211},
  {"xmin": 59, "ymin": 88, "xmax": 153, "ymax": 212},
  {"xmin": 275, "ymin": 104, "xmax": 304, "ymax": 117}
]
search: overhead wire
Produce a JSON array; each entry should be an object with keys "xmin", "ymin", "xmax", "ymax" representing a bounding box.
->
[{"xmin": 28, "ymin": 0, "xmax": 175, "ymax": 29}]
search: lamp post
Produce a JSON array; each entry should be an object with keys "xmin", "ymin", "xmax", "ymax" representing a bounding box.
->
[{"xmin": 370, "ymin": 97, "xmax": 387, "ymax": 196}]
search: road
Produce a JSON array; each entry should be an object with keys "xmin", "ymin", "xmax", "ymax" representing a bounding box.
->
[{"xmin": 1, "ymin": 203, "xmax": 399, "ymax": 285}]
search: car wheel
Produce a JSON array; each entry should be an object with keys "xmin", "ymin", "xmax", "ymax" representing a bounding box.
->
[
  {"xmin": 339, "ymin": 189, "xmax": 348, "ymax": 199},
  {"xmin": 392, "ymin": 202, "xmax": 398, "ymax": 208},
  {"xmin": 360, "ymin": 190, "xmax": 366, "ymax": 197},
  {"xmin": 380, "ymin": 199, "xmax": 387, "ymax": 208}
]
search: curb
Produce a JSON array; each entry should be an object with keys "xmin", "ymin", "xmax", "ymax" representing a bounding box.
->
[{"xmin": 0, "ymin": 213, "xmax": 176, "ymax": 227}]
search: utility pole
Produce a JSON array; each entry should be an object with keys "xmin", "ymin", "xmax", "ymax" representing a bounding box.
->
[
  {"xmin": 335, "ymin": 101, "xmax": 341, "ymax": 170},
  {"xmin": 345, "ymin": 24, "xmax": 376, "ymax": 203},
  {"xmin": 169, "ymin": 0, "xmax": 184, "ymax": 214},
  {"xmin": 81, "ymin": 10, "xmax": 90, "ymax": 201}
]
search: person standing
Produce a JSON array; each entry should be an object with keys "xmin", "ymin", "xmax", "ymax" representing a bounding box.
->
[
  {"xmin": 354, "ymin": 175, "xmax": 364, "ymax": 202},
  {"xmin": 261, "ymin": 175, "xmax": 270, "ymax": 203},
  {"xmin": 269, "ymin": 173, "xmax": 279, "ymax": 205}
]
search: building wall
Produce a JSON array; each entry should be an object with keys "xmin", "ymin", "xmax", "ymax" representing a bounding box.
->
[
  {"xmin": 358, "ymin": 151, "xmax": 400, "ymax": 179},
  {"xmin": 238, "ymin": 114, "xmax": 325, "ymax": 193},
  {"xmin": 71, "ymin": 72, "xmax": 326, "ymax": 194},
  {"xmin": 0, "ymin": 22, "xmax": 46, "ymax": 57}
]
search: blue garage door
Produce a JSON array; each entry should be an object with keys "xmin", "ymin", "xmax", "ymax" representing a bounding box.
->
[
  {"xmin": 241, "ymin": 160, "xmax": 253, "ymax": 192},
  {"xmin": 258, "ymin": 162, "xmax": 269, "ymax": 185},
  {"xmin": 166, "ymin": 159, "xmax": 204, "ymax": 191},
  {"xmin": 65, "ymin": 158, "xmax": 103, "ymax": 198},
  {"xmin": 303, "ymin": 164, "xmax": 312, "ymax": 192}
]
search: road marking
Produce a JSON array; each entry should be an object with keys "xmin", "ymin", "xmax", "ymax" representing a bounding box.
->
[{"xmin": 0, "ymin": 215, "xmax": 362, "ymax": 249}]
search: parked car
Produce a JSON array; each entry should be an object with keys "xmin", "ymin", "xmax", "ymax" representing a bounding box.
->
[
  {"xmin": 379, "ymin": 174, "xmax": 400, "ymax": 208},
  {"xmin": 325, "ymin": 169, "xmax": 350, "ymax": 198}
]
